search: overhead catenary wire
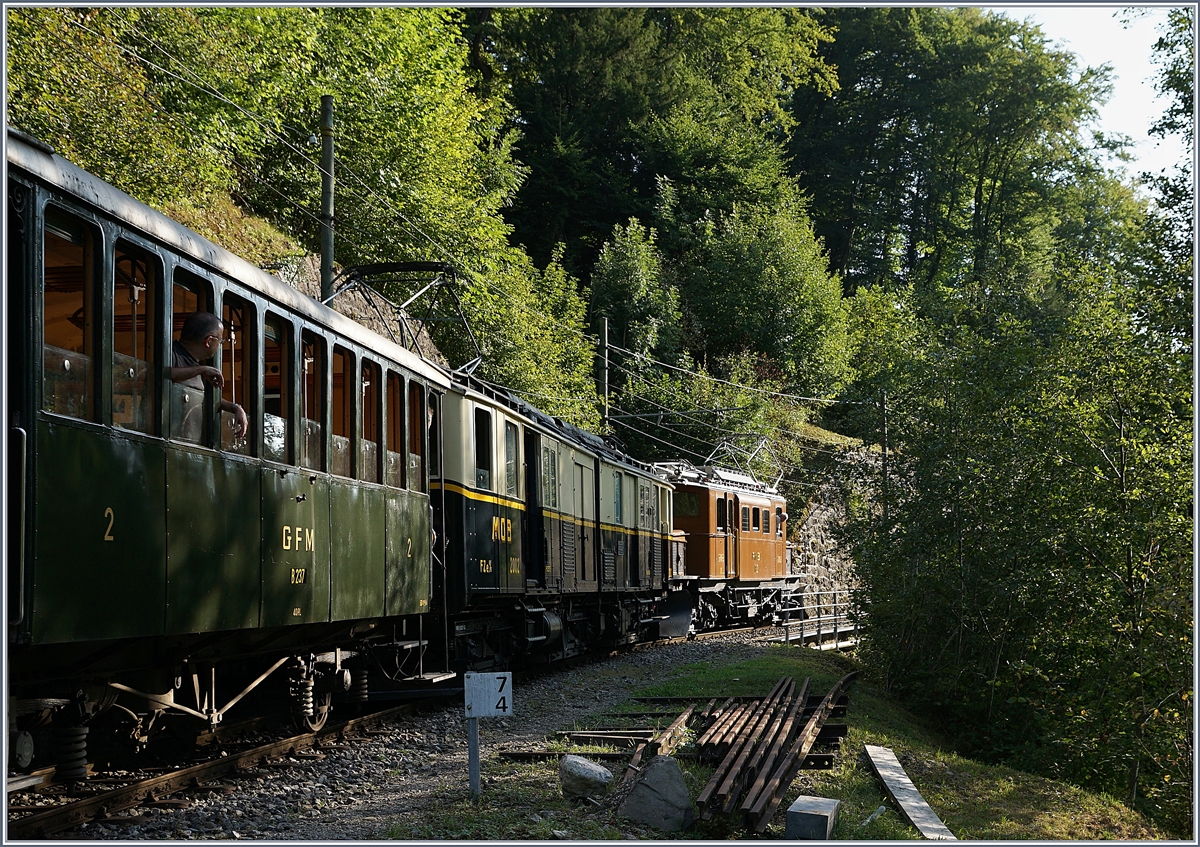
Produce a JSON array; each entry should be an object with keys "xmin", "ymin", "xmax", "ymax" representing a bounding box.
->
[{"xmin": 608, "ymin": 342, "xmax": 863, "ymax": 407}]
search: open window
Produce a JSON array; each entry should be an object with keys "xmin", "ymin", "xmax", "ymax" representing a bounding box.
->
[
  {"xmin": 407, "ymin": 381, "xmax": 426, "ymax": 492},
  {"xmin": 385, "ymin": 370, "xmax": 405, "ymax": 487},
  {"xmin": 262, "ymin": 314, "xmax": 291, "ymax": 463},
  {"xmin": 220, "ymin": 293, "xmax": 253, "ymax": 454},
  {"xmin": 112, "ymin": 242, "xmax": 159, "ymax": 434},
  {"xmin": 331, "ymin": 345, "xmax": 352, "ymax": 477},
  {"xmin": 360, "ymin": 359, "xmax": 380, "ymax": 483},
  {"xmin": 300, "ymin": 330, "xmax": 325, "ymax": 470},
  {"xmin": 41, "ymin": 208, "xmax": 96, "ymax": 420},
  {"xmin": 169, "ymin": 269, "xmax": 213, "ymax": 443}
]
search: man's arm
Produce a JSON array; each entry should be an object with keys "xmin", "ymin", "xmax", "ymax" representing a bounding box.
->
[
  {"xmin": 167, "ymin": 364, "xmax": 225, "ymax": 388},
  {"xmin": 221, "ymin": 398, "xmax": 248, "ymax": 437}
]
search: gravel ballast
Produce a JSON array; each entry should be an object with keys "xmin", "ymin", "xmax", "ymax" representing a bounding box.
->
[{"xmin": 59, "ymin": 631, "xmax": 779, "ymax": 840}]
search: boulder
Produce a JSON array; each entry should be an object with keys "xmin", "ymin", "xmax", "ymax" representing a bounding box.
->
[
  {"xmin": 616, "ymin": 755, "xmax": 695, "ymax": 832},
  {"xmin": 559, "ymin": 754, "xmax": 612, "ymax": 800}
]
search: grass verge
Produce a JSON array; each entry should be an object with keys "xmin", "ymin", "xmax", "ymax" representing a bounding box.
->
[{"xmin": 386, "ymin": 643, "xmax": 1164, "ymax": 840}]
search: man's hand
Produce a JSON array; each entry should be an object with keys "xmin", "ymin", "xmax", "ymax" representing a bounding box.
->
[{"xmin": 198, "ymin": 366, "xmax": 225, "ymax": 389}]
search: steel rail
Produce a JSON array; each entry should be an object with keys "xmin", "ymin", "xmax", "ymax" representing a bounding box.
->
[{"xmin": 7, "ymin": 705, "xmax": 416, "ymax": 839}]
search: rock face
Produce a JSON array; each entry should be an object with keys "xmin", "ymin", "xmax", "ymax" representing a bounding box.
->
[
  {"xmin": 616, "ymin": 755, "xmax": 695, "ymax": 832},
  {"xmin": 559, "ymin": 755, "xmax": 612, "ymax": 800}
]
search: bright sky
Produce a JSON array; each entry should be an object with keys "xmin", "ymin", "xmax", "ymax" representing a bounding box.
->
[{"xmin": 987, "ymin": 4, "xmax": 1189, "ymax": 178}]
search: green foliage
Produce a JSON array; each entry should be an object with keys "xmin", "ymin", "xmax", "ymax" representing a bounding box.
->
[
  {"xmin": 671, "ymin": 198, "xmax": 853, "ymax": 397},
  {"xmin": 6, "ymin": 8, "xmax": 227, "ymax": 204},
  {"xmin": 487, "ymin": 6, "xmax": 837, "ymax": 276},
  {"xmin": 790, "ymin": 7, "xmax": 1107, "ymax": 298},
  {"xmin": 589, "ymin": 219, "xmax": 680, "ymax": 364}
]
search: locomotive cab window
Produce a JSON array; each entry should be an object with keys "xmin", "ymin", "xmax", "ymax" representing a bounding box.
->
[
  {"xmin": 716, "ymin": 497, "xmax": 727, "ymax": 530},
  {"xmin": 300, "ymin": 330, "xmax": 325, "ymax": 470},
  {"xmin": 262, "ymin": 315, "xmax": 291, "ymax": 463},
  {"xmin": 613, "ymin": 472, "xmax": 623, "ymax": 525},
  {"xmin": 741, "ymin": 506, "xmax": 750, "ymax": 532},
  {"xmin": 386, "ymin": 370, "xmax": 405, "ymax": 487},
  {"xmin": 112, "ymin": 242, "xmax": 160, "ymax": 434},
  {"xmin": 675, "ymin": 491, "xmax": 700, "ymax": 518},
  {"xmin": 220, "ymin": 293, "xmax": 253, "ymax": 454},
  {"xmin": 752, "ymin": 507, "xmax": 760, "ymax": 532},
  {"xmin": 41, "ymin": 208, "xmax": 96, "ymax": 420},
  {"xmin": 168, "ymin": 269, "xmax": 213, "ymax": 443},
  {"xmin": 331, "ymin": 345, "xmax": 352, "ymax": 478},
  {"xmin": 504, "ymin": 421, "xmax": 518, "ymax": 496},
  {"xmin": 360, "ymin": 359, "xmax": 380, "ymax": 483},
  {"xmin": 541, "ymin": 444, "xmax": 558, "ymax": 509},
  {"xmin": 474, "ymin": 407, "xmax": 493, "ymax": 490}
]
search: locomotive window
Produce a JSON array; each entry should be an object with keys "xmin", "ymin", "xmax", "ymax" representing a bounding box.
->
[
  {"xmin": 675, "ymin": 491, "xmax": 700, "ymax": 518},
  {"xmin": 504, "ymin": 421, "xmax": 518, "ymax": 496},
  {"xmin": 541, "ymin": 445, "xmax": 558, "ymax": 509},
  {"xmin": 408, "ymin": 382, "xmax": 426, "ymax": 492},
  {"xmin": 385, "ymin": 370, "xmax": 404, "ymax": 487},
  {"xmin": 741, "ymin": 506, "xmax": 750, "ymax": 532},
  {"xmin": 474, "ymin": 407, "xmax": 493, "ymax": 490},
  {"xmin": 220, "ymin": 293, "xmax": 253, "ymax": 455},
  {"xmin": 169, "ymin": 269, "xmax": 213, "ymax": 443},
  {"xmin": 613, "ymin": 472, "xmax": 623, "ymax": 525},
  {"xmin": 752, "ymin": 507, "xmax": 760, "ymax": 531},
  {"xmin": 262, "ymin": 315, "xmax": 291, "ymax": 463},
  {"xmin": 41, "ymin": 208, "xmax": 96, "ymax": 420},
  {"xmin": 300, "ymin": 330, "xmax": 325, "ymax": 471},
  {"xmin": 763, "ymin": 511, "xmax": 771, "ymax": 534},
  {"xmin": 331, "ymin": 346, "xmax": 352, "ymax": 478},
  {"xmin": 111, "ymin": 242, "xmax": 159, "ymax": 434},
  {"xmin": 360, "ymin": 360, "xmax": 380, "ymax": 483},
  {"xmin": 716, "ymin": 497, "xmax": 726, "ymax": 529}
]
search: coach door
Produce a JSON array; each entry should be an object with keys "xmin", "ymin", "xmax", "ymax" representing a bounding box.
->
[
  {"xmin": 522, "ymin": 429, "xmax": 544, "ymax": 589},
  {"xmin": 574, "ymin": 459, "xmax": 594, "ymax": 589}
]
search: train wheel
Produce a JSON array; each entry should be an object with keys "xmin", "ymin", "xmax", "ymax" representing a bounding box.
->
[{"xmin": 295, "ymin": 693, "xmax": 331, "ymax": 733}]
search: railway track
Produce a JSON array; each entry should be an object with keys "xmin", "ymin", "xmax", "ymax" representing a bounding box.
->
[{"xmin": 6, "ymin": 705, "xmax": 422, "ymax": 839}]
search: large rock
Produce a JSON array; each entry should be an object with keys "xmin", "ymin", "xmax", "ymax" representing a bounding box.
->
[
  {"xmin": 616, "ymin": 755, "xmax": 695, "ymax": 832},
  {"xmin": 559, "ymin": 754, "xmax": 612, "ymax": 800}
]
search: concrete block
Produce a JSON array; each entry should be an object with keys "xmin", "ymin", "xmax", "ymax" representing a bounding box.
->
[{"xmin": 785, "ymin": 795, "xmax": 840, "ymax": 840}]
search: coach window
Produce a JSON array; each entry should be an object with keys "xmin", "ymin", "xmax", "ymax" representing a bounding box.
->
[
  {"xmin": 220, "ymin": 293, "xmax": 253, "ymax": 454},
  {"xmin": 169, "ymin": 269, "xmax": 213, "ymax": 443},
  {"xmin": 385, "ymin": 370, "xmax": 404, "ymax": 487},
  {"xmin": 473, "ymin": 407, "xmax": 492, "ymax": 490},
  {"xmin": 112, "ymin": 242, "xmax": 159, "ymax": 434},
  {"xmin": 262, "ymin": 315, "xmax": 291, "ymax": 463},
  {"xmin": 360, "ymin": 360, "xmax": 380, "ymax": 483},
  {"xmin": 504, "ymin": 421, "xmax": 518, "ymax": 497},
  {"xmin": 300, "ymin": 330, "xmax": 325, "ymax": 470},
  {"xmin": 428, "ymin": 391, "xmax": 441, "ymax": 478},
  {"xmin": 42, "ymin": 208, "xmax": 96, "ymax": 420},
  {"xmin": 408, "ymin": 382, "xmax": 427, "ymax": 492},
  {"xmin": 331, "ymin": 345, "xmax": 352, "ymax": 477}
]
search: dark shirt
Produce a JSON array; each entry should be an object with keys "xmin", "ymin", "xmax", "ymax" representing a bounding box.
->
[{"xmin": 171, "ymin": 340, "xmax": 206, "ymax": 390}]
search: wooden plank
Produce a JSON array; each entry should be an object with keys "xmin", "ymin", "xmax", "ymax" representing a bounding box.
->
[{"xmin": 864, "ymin": 745, "xmax": 956, "ymax": 840}]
